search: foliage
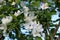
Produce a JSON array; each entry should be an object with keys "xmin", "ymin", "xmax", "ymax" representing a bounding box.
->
[{"xmin": 0, "ymin": 0, "xmax": 60, "ymax": 40}]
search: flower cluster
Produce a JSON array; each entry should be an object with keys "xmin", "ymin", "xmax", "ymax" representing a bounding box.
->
[
  {"xmin": 14, "ymin": 10, "xmax": 21, "ymax": 17},
  {"xmin": 11, "ymin": 2, "xmax": 16, "ymax": 5},
  {"xmin": 23, "ymin": 6, "xmax": 45, "ymax": 38},
  {"xmin": 39, "ymin": 3, "xmax": 49, "ymax": 10},
  {"xmin": 0, "ymin": 5, "xmax": 45, "ymax": 38},
  {"xmin": 0, "ymin": 10, "xmax": 21, "ymax": 36},
  {"xmin": 24, "ymin": 21, "xmax": 44, "ymax": 37},
  {"xmin": 1, "ymin": 16, "xmax": 12, "ymax": 25},
  {"xmin": 0, "ymin": 16, "xmax": 12, "ymax": 36}
]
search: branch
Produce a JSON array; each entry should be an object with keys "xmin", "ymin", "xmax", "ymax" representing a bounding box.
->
[{"xmin": 54, "ymin": 21, "xmax": 60, "ymax": 36}]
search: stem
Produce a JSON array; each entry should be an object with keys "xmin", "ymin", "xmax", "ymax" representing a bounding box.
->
[{"xmin": 54, "ymin": 22, "xmax": 60, "ymax": 36}]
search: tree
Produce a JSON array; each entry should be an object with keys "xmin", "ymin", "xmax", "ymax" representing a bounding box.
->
[{"xmin": 0, "ymin": 0, "xmax": 60, "ymax": 40}]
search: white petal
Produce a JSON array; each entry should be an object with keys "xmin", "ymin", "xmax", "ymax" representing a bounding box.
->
[
  {"xmin": 40, "ymin": 3, "xmax": 49, "ymax": 10},
  {"xmin": 1, "ymin": 16, "xmax": 12, "ymax": 24},
  {"xmin": 32, "ymin": 30, "xmax": 41, "ymax": 37},
  {"xmin": 23, "ymin": 6, "xmax": 29, "ymax": 12},
  {"xmin": 11, "ymin": 2, "xmax": 16, "ymax": 5},
  {"xmin": 42, "ymin": 33, "xmax": 45, "ymax": 38},
  {"xmin": 0, "ymin": 27, "xmax": 4, "ymax": 30},
  {"xmin": 14, "ymin": 10, "xmax": 21, "ymax": 17}
]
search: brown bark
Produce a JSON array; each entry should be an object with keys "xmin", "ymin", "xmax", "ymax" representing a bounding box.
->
[{"xmin": 54, "ymin": 22, "xmax": 60, "ymax": 36}]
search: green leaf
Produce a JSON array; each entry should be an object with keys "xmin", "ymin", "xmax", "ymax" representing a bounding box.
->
[
  {"xmin": 45, "ymin": 35, "xmax": 50, "ymax": 40},
  {"xmin": 31, "ymin": 1, "xmax": 40, "ymax": 7},
  {"xmin": 35, "ymin": 37, "xmax": 42, "ymax": 40},
  {"xmin": 50, "ymin": 28, "xmax": 55, "ymax": 36},
  {"xmin": 15, "ymin": 0, "xmax": 20, "ymax": 4}
]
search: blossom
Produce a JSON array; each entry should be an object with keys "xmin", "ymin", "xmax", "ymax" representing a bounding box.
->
[
  {"xmin": 23, "ymin": 21, "xmax": 34, "ymax": 30},
  {"xmin": 0, "ymin": 0, "xmax": 4, "ymax": 3},
  {"xmin": 32, "ymin": 29, "xmax": 41, "ymax": 37},
  {"xmin": 42, "ymin": 33, "xmax": 45, "ymax": 38},
  {"xmin": 24, "ymin": 23, "xmax": 33, "ymax": 31},
  {"xmin": 24, "ymin": 12, "xmax": 28, "ymax": 17},
  {"xmin": 23, "ymin": 6, "xmax": 29, "ymax": 13},
  {"xmin": 24, "ymin": 17, "xmax": 34, "ymax": 22},
  {"xmin": 23, "ymin": 20, "xmax": 44, "ymax": 37},
  {"xmin": 24, "ymin": 21, "xmax": 43, "ymax": 37},
  {"xmin": 0, "ymin": 24, "xmax": 7, "ymax": 36},
  {"xmin": 20, "ymin": 1, "xmax": 25, "ymax": 7},
  {"xmin": 24, "ymin": 13, "xmax": 36, "ymax": 22},
  {"xmin": 0, "ymin": 24, "xmax": 4, "ymax": 30},
  {"xmin": 14, "ymin": 10, "xmax": 21, "ymax": 17},
  {"xmin": 11, "ymin": 2, "xmax": 16, "ymax": 5},
  {"xmin": 1, "ymin": 15, "xmax": 12, "ymax": 36},
  {"xmin": 0, "ymin": 27, "xmax": 4, "ymax": 30},
  {"xmin": 23, "ymin": 7, "xmax": 44, "ymax": 37},
  {"xmin": 3, "ymin": 28, "xmax": 6, "ymax": 36},
  {"xmin": 31, "ymin": 21, "xmax": 44, "ymax": 37},
  {"xmin": 33, "ymin": 23, "xmax": 44, "ymax": 32},
  {"xmin": 24, "ymin": 11, "xmax": 35, "ymax": 18},
  {"xmin": 23, "ymin": 6, "xmax": 29, "ymax": 17},
  {"xmin": 1, "ymin": 16, "xmax": 12, "ymax": 25},
  {"xmin": 40, "ymin": 3, "xmax": 49, "ymax": 10}
]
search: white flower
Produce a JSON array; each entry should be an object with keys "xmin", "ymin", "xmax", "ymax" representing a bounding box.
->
[
  {"xmin": 0, "ymin": 27, "xmax": 4, "ymax": 30},
  {"xmin": 42, "ymin": 33, "xmax": 45, "ymax": 38},
  {"xmin": 0, "ymin": 0, "xmax": 4, "ymax": 3},
  {"xmin": 29, "ymin": 12, "xmax": 34, "ymax": 17},
  {"xmin": 14, "ymin": 10, "xmax": 21, "ymax": 17},
  {"xmin": 40, "ymin": 3, "xmax": 49, "ymax": 10},
  {"xmin": 3, "ymin": 29, "xmax": 6, "ymax": 36},
  {"xmin": 23, "ymin": 6, "xmax": 29, "ymax": 13},
  {"xmin": 34, "ymin": 25, "xmax": 43, "ymax": 32},
  {"xmin": 24, "ymin": 17, "xmax": 33, "ymax": 22},
  {"xmin": 24, "ymin": 24, "xmax": 33, "ymax": 30},
  {"xmin": 23, "ymin": 20, "xmax": 44, "ymax": 37},
  {"xmin": 32, "ymin": 30, "xmax": 41, "ymax": 37},
  {"xmin": 55, "ymin": 35, "xmax": 59, "ymax": 38},
  {"xmin": 0, "ymin": 24, "xmax": 7, "ymax": 36},
  {"xmin": 1, "ymin": 16, "xmax": 12, "ymax": 25},
  {"xmin": 24, "ymin": 11, "xmax": 35, "ymax": 18},
  {"xmin": 24, "ymin": 22, "xmax": 34, "ymax": 30},
  {"xmin": 37, "ymin": 25, "xmax": 43, "ymax": 32},
  {"xmin": 23, "ymin": 11, "xmax": 44, "ymax": 37},
  {"xmin": 20, "ymin": 1, "xmax": 25, "ymax": 7},
  {"xmin": 11, "ymin": 2, "xmax": 16, "ymax": 5},
  {"xmin": 0, "ymin": 24, "xmax": 4, "ymax": 30},
  {"xmin": 32, "ymin": 21, "xmax": 43, "ymax": 32},
  {"xmin": 24, "ymin": 16, "xmax": 36, "ymax": 22},
  {"xmin": 24, "ymin": 12, "xmax": 28, "ymax": 17}
]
